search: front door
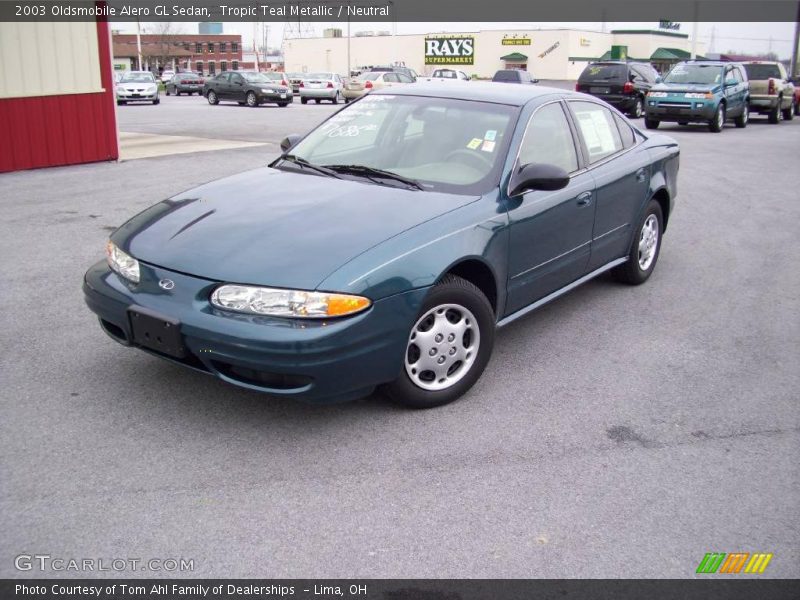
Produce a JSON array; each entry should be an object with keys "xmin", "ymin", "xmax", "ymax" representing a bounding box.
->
[{"xmin": 505, "ymin": 101, "xmax": 595, "ymax": 314}]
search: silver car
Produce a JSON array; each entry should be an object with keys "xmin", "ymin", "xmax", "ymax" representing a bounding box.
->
[
  {"xmin": 299, "ymin": 72, "xmax": 345, "ymax": 104},
  {"xmin": 116, "ymin": 71, "xmax": 159, "ymax": 105}
]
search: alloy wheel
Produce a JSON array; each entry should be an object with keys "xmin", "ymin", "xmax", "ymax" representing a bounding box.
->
[
  {"xmin": 638, "ymin": 214, "xmax": 659, "ymax": 271},
  {"xmin": 404, "ymin": 303, "xmax": 480, "ymax": 391}
]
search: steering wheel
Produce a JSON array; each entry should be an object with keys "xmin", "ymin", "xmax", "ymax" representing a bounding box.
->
[{"xmin": 444, "ymin": 148, "xmax": 494, "ymax": 170}]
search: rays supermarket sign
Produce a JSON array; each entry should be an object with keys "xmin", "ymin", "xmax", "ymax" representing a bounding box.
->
[{"xmin": 424, "ymin": 36, "xmax": 475, "ymax": 65}]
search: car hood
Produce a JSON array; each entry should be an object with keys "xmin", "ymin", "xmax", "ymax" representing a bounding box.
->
[
  {"xmin": 113, "ymin": 167, "xmax": 479, "ymax": 290},
  {"xmin": 650, "ymin": 82, "xmax": 720, "ymax": 94}
]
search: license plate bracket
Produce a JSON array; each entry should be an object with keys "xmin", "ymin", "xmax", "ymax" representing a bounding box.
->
[
  {"xmin": 590, "ymin": 86, "xmax": 610, "ymax": 94},
  {"xmin": 128, "ymin": 307, "xmax": 185, "ymax": 358}
]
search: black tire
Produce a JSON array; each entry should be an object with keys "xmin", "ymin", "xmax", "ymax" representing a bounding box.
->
[
  {"xmin": 277, "ymin": 102, "xmax": 289, "ymax": 107},
  {"xmin": 768, "ymin": 99, "xmax": 781, "ymax": 124},
  {"xmin": 783, "ymin": 100, "xmax": 795, "ymax": 121},
  {"xmin": 315, "ymin": 99, "xmax": 321, "ymax": 104},
  {"xmin": 708, "ymin": 103, "xmax": 725, "ymax": 132},
  {"xmin": 116, "ymin": 100, "xmax": 126, "ymax": 105},
  {"xmin": 382, "ymin": 275, "xmax": 495, "ymax": 409},
  {"xmin": 795, "ymin": 98, "xmax": 800, "ymax": 116},
  {"xmin": 734, "ymin": 103, "xmax": 748, "ymax": 128},
  {"xmin": 345, "ymin": 97, "xmax": 351, "ymax": 104},
  {"xmin": 678, "ymin": 121, "xmax": 689, "ymax": 125},
  {"xmin": 246, "ymin": 91, "xmax": 258, "ymax": 107},
  {"xmin": 165, "ymin": 88, "xmax": 170, "ymax": 96},
  {"xmin": 612, "ymin": 199, "xmax": 664, "ymax": 285},
  {"xmin": 331, "ymin": 93, "xmax": 339, "ymax": 105},
  {"xmin": 153, "ymin": 98, "xmax": 160, "ymax": 105},
  {"xmin": 301, "ymin": 97, "xmax": 308, "ymax": 104},
  {"xmin": 238, "ymin": 101, "xmax": 246, "ymax": 106},
  {"xmin": 644, "ymin": 118, "xmax": 660, "ymax": 129},
  {"xmin": 207, "ymin": 90, "xmax": 219, "ymax": 105},
  {"xmin": 629, "ymin": 96, "xmax": 643, "ymax": 118}
]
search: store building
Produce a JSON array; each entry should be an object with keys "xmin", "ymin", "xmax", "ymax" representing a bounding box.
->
[
  {"xmin": 283, "ymin": 27, "xmax": 707, "ymax": 79},
  {"xmin": 112, "ymin": 33, "xmax": 244, "ymax": 76},
  {"xmin": 0, "ymin": 19, "xmax": 118, "ymax": 173}
]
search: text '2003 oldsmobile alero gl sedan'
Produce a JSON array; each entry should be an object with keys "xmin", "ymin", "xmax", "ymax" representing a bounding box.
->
[{"xmin": 84, "ymin": 82, "xmax": 679, "ymax": 408}]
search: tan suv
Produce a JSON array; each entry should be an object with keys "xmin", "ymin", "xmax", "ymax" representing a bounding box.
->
[{"xmin": 742, "ymin": 61, "xmax": 796, "ymax": 123}]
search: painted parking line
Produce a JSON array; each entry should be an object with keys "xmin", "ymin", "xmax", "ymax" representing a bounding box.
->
[{"xmin": 119, "ymin": 132, "xmax": 271, "ymax": 161}]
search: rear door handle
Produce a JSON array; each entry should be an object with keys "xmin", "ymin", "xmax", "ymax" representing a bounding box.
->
[
  {"xmin": 635, "ymin": 168, "xmax": 647, "ymax": 182},
  {"xmin": 576, "ymin": 191, "xmax": 592, "ymax": 206}
]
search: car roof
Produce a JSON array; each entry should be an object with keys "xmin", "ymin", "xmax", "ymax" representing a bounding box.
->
[
  {"xmin": 373, "ymin": 81, "xmax": 577, "ymax": 106},
  {"xmin": 678, "ymin": 60, "xmax": 738, "ymax": 67}
]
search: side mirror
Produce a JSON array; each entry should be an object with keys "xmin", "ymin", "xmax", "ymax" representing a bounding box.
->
[
  {"xmin": 509, "ymin": 163, "xmax": 570, "ymax": 196},
  {"xmin": 724, "ymin": 78, "xmax": 737, "ymax": 87},
  {"xmin": 531, "ymin": 78, "xmax": 540, "ymax": 84},
  {"xmin": 280, "ymin": 134, "xmax": 302, "ymax": 153}
]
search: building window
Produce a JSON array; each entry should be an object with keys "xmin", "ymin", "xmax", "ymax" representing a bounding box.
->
[
  {"xmin": 219, "ymin": 42, "xmax": 227, "ymax": 52},
  {"xmin": 232, "ymin": 61, "xmax": 239, "ymax": 71},
  {"xmin": 207, "ymin": 42, "xmax": 214, "ymax": 53},
  {"xmin": 183, "ymin": 43, "xmax": 190, "ymax": 52},
  {"xmin": 232, "ymin": 42, "xmax": 239, "ymax": 52},
  {"xmin": 195, "ymin": 61, "xmax": 203, "ymax": 75},
  {"xmin": 221, "ymin": 61, "xmax": 227, "ymax": 72},
  {"xmin": 195, "ymin": 43, "xmax": 202, "ymax": 53},
  {"xmin": 208, "ymin": 61, "xmax": 216, "ymax": 75},
  {"xmin": 183, "ymin": 61, "xmax": 189, "ymax": 70}
]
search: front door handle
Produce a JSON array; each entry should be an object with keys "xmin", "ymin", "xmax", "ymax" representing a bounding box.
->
[{"xmin": 576, "ymin": 191, "xmax": 592, "ymax": 206}]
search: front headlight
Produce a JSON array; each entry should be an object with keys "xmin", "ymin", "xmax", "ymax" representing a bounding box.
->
[
  {"xmin": 116, "ymin": 86, "xmax": 125, "ymax": 93},
  {"xmin": 648, "ymin": 91, "xmax": 668, "ymax": 97},
  {"xmin": 210, "ymin": 284, "xmax": 371, "ymax": 319},
  {"xmin": 106, "ymin": 241, "xmax": 140, "ymax": 283}
]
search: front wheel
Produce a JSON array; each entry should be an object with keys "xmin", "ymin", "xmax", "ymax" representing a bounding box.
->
[
  {"xmin": 382, "ymin": 275, "xmax": 495, "ymax": 409},
  {"xmin": 153, "ymin": 98, "xmax": 160, "ymax": 105},
  {"xmin": 734, "ymin": 103, "xmax": 748, "ymax": 128},
  {"xmin": 708, "ymin": 104, "xmax": 725, "ymax": 132},
  {"xmin": 644, "ymin": 118, "xmax": 660, "ymax": 129},
  {"xmin": 246, "ymin": 91, "xmax": 258, "ymax": 107},
  {"xmin": 207, "ymin": 90, "xmax": 219, "ymax": 105},
  {"xmin": 613, "ymin": 199, "xmax": 663, "ymax": 285}
]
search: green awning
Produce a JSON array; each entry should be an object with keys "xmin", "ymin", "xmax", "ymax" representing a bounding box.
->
[
  {"xmin": 501, "ymin": 52, "xmax": 528, "ymax": 61},
  {"xmin": 650, "ymin": 47, "xmax": 692, "ymax": 60}
]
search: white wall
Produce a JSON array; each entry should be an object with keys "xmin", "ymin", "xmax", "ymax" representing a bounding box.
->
[{"xmin": 0, "ymin": 22, "xmax": 103, "ymax": 99}]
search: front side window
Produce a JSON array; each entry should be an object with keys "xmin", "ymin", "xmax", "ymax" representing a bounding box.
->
[
  {"xmin": 286, "ymin": 95, "xmax": 519, "ymax": 194},
  {"xmin": 569, "ymin": 101, "xmax": 623, "ymax": 164},
  {"xmin": 518, "ymin": 102, "xmax": 578, "ymax": 173}
]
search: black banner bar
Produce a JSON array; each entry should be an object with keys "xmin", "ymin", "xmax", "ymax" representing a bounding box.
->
[
  {"xmin": 3, "ymin": 579, "xmax": 800, "ymax": 600},
  {"xmin": 1, "ymin": 0, "xmax": 799, "ymax": 22}
]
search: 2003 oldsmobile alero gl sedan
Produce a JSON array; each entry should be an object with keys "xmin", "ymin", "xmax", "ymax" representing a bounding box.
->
[{"xmin": 84, "ymin": 82, "xmax": 679, "ymax": 408}]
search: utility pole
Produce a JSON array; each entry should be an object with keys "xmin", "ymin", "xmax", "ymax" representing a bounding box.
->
[
  {"xmin": 792, "ymin": 1, "xmax": 800, "ymax": 77},
  {"xmin": 136, "ymin": 17, "xmax": 142, "ymax": 70}
]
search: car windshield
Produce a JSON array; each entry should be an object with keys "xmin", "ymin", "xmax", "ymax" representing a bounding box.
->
[
  {"xmin": 241, "ymin": 72, "xmax": 270, "ymax": 82},
  {"xmin": 663, "ymin": 64, "xmax": 723, "ymax": 85},
  {"xmin": 285, "ymin": 94, "xmax": 518, "ymax": 194},
  {"xmin": 261, "ymin": 72, "xmax": 283, "ymax": 80},
  {"xmin": 121, "ymin": 73, "xmax": 155, "ymax": 83},
  {"xmin": 580, "ymin": 64, "xmax": 627, "ymax": 81},
  {"xmin": 743, "ymin": 64, "xmax": 781, "ymax": 79}
]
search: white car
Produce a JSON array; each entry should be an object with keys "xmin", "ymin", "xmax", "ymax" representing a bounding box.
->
[
  {"xmin": 424, "ymin": 68, "xmax": 471, "ymax": 82},
  {"xmin": 299, "ymin": 73, "xmax": 346, "ymax": 104},
  {"xmin": 160, "ymin": 70, "xmax": 175, "ymax": 84},
  {"xmin": 343, "ymin": 71, "xmax": 415, "ymax": 102},
  {"xmin": 116, "ymin": 71, "xmax": 160, "ymax": 105}
]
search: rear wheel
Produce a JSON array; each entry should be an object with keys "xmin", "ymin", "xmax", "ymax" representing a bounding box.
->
[
  {"xmin": 708, "ymin": 104, "xmax": 725, "ymax": 132},
  {"xmin": 734, "ymin": 103, "xmax": 749, "ymax": 128},
  {"xmin": 613, "ymin": 199, "xmax": 663, "ymax": 285},
  {"xmin": 153, "ymin": 98, "xmax": 160, "ymax": 105},
  {"xmin": 383, "ymin": 275, "xmax": 495, "ymax": 409},
  {"xmin": 768, "ymin": 99, "xmax": 781, "ymax": 123},
  {"xmin": 207, "ymin": 90, "xmax": 218, "ymax": 105},
  {"xmin": 644, "ymin": 118, "xmax": 660, "ymax": 129},
  {"xmin": 331, "ymin": 92, "xmax": 340, "ymax": 105},
  {"xmin": 629, "ymin": 96, "xmax": 643, "ymax": 118}
]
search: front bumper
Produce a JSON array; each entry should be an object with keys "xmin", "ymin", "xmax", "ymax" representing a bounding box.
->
[
  {"xmin": 117, "ymin": 91, "xmax": 158, "ymax": 101},
  {"xmin": 257, "ymin": 90, "xmax": 292, "ymax": 103},
  {"xmin": 83, "ymin": 260, "xmax": 427, "ymax": 403},
  {"xmin": 645, "ymin": 98, "xmax": 717, "ymax": 122},
  {"xmin": 300, "ymin": 88, "xmax": 338, "ymax": 99}
]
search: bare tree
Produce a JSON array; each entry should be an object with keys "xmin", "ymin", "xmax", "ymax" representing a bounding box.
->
[{"xmin": 147, "ymin": 22, "xmax": 185, "ymax": 73}]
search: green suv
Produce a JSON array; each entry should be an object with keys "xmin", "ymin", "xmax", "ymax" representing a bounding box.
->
[{"xmin": 644, "ymin": 60, "xmax": 750, "ymax": 132}]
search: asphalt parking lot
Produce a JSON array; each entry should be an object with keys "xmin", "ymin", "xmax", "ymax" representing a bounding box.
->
[{"xmin": 1, "ymin": 92, "xmax": 798, "ymax": 579}]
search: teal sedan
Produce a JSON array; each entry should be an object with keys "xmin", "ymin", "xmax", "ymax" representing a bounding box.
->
[
  {"xmin": 84, "ymin": 83, "xmax": 680, "ymax": 408},
  {"xmin": 644, "ymin": 60, "xmax": 750, "ymax": 132}
]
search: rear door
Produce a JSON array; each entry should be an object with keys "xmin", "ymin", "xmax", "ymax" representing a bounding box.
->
[
  {"xmin": 505, "ymin": 101, "xmax": 595, "ymax": 313},
  {"xmin": 724, "ymin": 66, "xmax": 747, "ymax": 116},
  {"xmin": 566, "ymin": 100, "xmax": 652, "ymax": 270}
]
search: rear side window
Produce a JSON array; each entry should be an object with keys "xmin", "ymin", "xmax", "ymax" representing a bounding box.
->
[
  {"xmin": 569, "ymin": 101, "xmax": 623, "ymax": 163},
  {"xmin": 743, "ymin": 64, "xmax": 782, "ymax": 79},
  {"xmin": 579, "ymin": 64, "xmax": 628, "ymax": 82},
  {"xmin": 518, "ymin": 103, "xmax": 579, "ymax": 173},
  {"xmin": 612, "ymin": 112, "xmax": 636, "ymax": 149},
  {"xmin": 493, "ymin": 70, "xmax": 519, "ymax": 82}
]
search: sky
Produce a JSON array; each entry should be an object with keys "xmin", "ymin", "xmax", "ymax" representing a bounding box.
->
[{"xmin": 123, "ymin": 21, "xmax": 798, "ymax": 59}]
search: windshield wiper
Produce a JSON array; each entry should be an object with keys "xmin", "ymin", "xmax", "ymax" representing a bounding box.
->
[
  {"xmin": 272, "ymin": 154, "xmax": 341, "ymax": 178},
  {"xmin": 322, "ymin": 164, "xmax": 424, "ymax": 190}
]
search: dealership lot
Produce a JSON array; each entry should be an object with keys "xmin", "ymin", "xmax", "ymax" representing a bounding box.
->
[{"xmin": 1, "ymin": 94, "xmax": 798, "ymax": 578}]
